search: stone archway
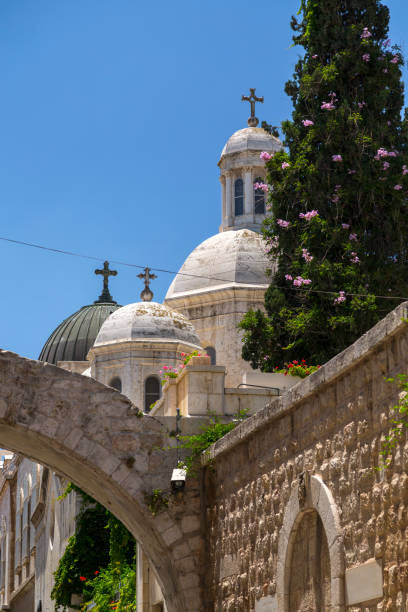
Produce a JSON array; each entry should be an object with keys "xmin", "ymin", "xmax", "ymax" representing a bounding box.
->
[
  {"xmin": 276, "ymin": 473, "xmax": 344, "ymax": 612},
  {"xmin": 0, "ymin": 350, "xmax": 203, "ymax": 612}
]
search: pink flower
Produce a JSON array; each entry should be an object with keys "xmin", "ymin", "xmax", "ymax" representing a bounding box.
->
[
  {"xmin": 334, "ymin": 291, "xmax": 346, "ymax": 305},
  {"xmin": 270, "ymin": 236, "xmax": 279, "ymax": 248},
  {"xmin": 321, "ymin": 102, "xmax": 336, "ymax": 111},
  {"xmin": 260, "ymin": 151, "xmax": 273, "ymax": 161},
  {"xmin": 383, "ymin": 68, "xmax": 388, "ymax": 74},
  {"xmin": 302, "ymin": 248, "xmax": 313, "ymax": 263},
  {"xmin": 277, "ymin": 219, "xmax": 290, "ymax": 229},
  {"xmin": 382, "ymin": 161, "xmax": 390, "ymax": 171},
  {"xmin": 253, "ymin": 182, "xmax": 269, "ymax": 192},
  {"xmin": 388, "ymin": 151, "xmax": 398, "ymax": 158},
  {"xmin": 349, "ymin": 233, "xmax": 357, "ymax": 241},
  {"xmin": 312, "ymin": 54, "xmax": 318, "ymax": 59},
  {"xmin": 384, "ymin": 38, "xmax": 391, "ymax": 48},
  {"xmin": 163, "ymin": 366, "xmax": 168, "ymax": 370},
  {"xmin": 293, "ymin": 276, "xmax": 312, "ymax": 287},
  {"xmin": 302, "ymin": 119, "xmax": 314, "ymax": 127},
  {"xmin": 332, "ymin": 154, "xmax": 343, "ymax": 162},
  {"xmin": 390, "ymin": 55, "xmax": 399, "ymax": 64},
  {"xmin": 342, "ymin": 223, "xmax": 350, "ymax": 229},
  {"xmin": 387, "ymin": 121, "xmax": 392, "ymax": 126},
  {"xmin": 362, "ymin": 54, "xmax": 370, "ymax": 62},
  {"xmin": 394, "ymin": 184, "xmax": 403, "ymax": 190},
  {"xmin": 332, "ymin": 195, "xmax": 340, "ymax": 204},
  {"xmin": 348, "ymin": 169, "xmax": 356, "ymax": 175},
  {"xmin": 361, "ymin": 28, "xmax": 372, "ymax": 39},
  {"xmin": 285, "ymin": 274, "xmax": 293, "ymax": 281},
  {"xmin": 403, "ymin": 165, "xmax": 408, "ymax": 175},
  {"xmin": 281, "ymin": 162, "xmax": 290, "ymax": 170},
  {"xmin": 358, "ymin": 102, "xmax": 366, "ymax": 109},
  {"xmin": 299, "ymin": 210, "xmax": 319, "ymax": 221},
  {"xmin": 350, "ymin": 252, "xmax": 360, "ymax": 264}
]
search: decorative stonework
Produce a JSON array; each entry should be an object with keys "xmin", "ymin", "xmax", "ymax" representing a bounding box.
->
[{"xmin": 276, "ymin": 474, "xmax": 344, "ymax": 612}]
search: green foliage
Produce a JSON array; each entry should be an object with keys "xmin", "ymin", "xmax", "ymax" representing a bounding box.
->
[
  {"xmin": 178, "ymin": 409, "xmax": 249, "ymax": 473},
  {"xmin": 51, "ymin": 485, "xmax": 135, "ymax": 611},
  {"xmin": 81, "ymin": 563, "xmax": 136, "ymax": 611},
  {"xmin": 272, "ymin": 359, "xmax": 321, "ymax": 378},
  {"xmin": 241, "ymin": 0, "xmax": 408, "ymax": 369},
  {"xmin": 144, "ymin": 488, "xmax": 169, "ymax": 516},
  {"xmin": 378, "ymin": 374, "xmax": 408, "ymax": 468}
]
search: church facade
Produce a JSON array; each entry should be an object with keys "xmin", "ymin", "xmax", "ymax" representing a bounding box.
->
[{"xmin": 0, "ymin": 104, "xmax": 284, "ymax": 611}]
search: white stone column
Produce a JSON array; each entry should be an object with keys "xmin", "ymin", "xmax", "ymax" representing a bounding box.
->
[
  {"xmin": 243, "ymin": 168, "xmax": 253, "ymax": 217},
  {"xmin": 219, "ymin": 175, "xmax": 226, "ymax": 230},
  {"xmin": 225, "ymin": 172, "xmax": 233, "ymax": 229}
]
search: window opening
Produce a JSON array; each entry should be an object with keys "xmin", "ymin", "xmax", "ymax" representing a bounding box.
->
[
  {"xmin": 234, "ymin": 179, "xmax": 244, "ymax": 216},
  {"xmin": 254, "ymin": 177, "xmax": 265, "ymax": 214},
  {"xmin": 145, "ymin": 376, "xmax": 161, "ymax": 412},
  {"xmin": 204, "ymin": 346, "xmax": 216, "ymax": 365},
  {"xmin": 109, "ymin": 377, "xmax": 122, "ymax": 392}
]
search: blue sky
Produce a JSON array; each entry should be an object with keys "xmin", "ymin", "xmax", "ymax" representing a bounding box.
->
[{"xmin": 1, "ymin": 0, "xmax": 408, "ymax": 360}]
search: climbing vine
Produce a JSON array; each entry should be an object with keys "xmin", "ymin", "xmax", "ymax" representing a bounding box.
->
[
  {"xmin": 51, "ymin": 483, "xmax": 136, "ymax": 611},
  {"xmin": 177, "ymin": 408, "xmax": 249, "ymax": 474},
  {"xmin": 379, "ymin": 374, "xmax": 408, "ymax": 468}
]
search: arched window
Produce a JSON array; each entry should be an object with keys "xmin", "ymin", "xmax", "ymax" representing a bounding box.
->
[
  {"xmin": 145, "ymin": 376, "xmax": 161, "ymax": 412},
  {"xmin": 204, "ymin": 346, "xmax": 216, "ymax": 365},
  {"xmin": 234, "ymin": 178, "xmax": 244, "ymax": 216},
  {"xmin": 109, "ymin": 377, "xmax": 122, "ymax": 392},
  {"xmin": 254, "ymin": 177, "xmax": 265, "ymax": 214}
]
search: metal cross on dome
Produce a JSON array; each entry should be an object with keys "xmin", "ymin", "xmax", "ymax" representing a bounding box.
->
[
  {"xmin": 241, "ymin": 88, "xmax": 264, "ymax": 127},
  {"xmin": 94, "ymin": 260, "xmax": 117, "ymax": 303},
  {"xmin": 137, "ymin": 267, "xmax": 157, "ymax": 302}
]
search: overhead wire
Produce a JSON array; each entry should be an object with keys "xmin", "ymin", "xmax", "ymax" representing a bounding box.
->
[{"xmin": 0, "ymin": 234, "xmax": 408, "ymax": 302}]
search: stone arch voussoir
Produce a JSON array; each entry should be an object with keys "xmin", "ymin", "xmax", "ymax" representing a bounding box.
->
[
  {"xmin": 0, "ymin": 350, "xmax": 203, "ymax": 612},
  {"xmin": 276, "ymin": 473, "xmax": 345, "ymax": 612}
]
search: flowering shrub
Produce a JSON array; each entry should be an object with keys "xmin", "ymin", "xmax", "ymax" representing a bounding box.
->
[
  {"xmin": 273, "ymin": 360, "xmax": 321, "ymax": 378},
  {"xmin": 160, "ymin": 350, "xmax": 207, "ymax": 385}
]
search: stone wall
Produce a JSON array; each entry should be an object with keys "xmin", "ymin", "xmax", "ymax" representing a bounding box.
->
[{"xmin": 203, "ymin": 303, "xmax": 408, "ymax": 611}]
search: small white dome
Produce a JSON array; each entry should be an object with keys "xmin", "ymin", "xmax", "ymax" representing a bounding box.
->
[
  {"xmin": 165, "ymin": 229, "xmax": 272, "ymax": 300},
  {"xmin": 94, "ymin": 302, "xmax": 201, "ymax": 347},
  {"xmin": 220, "ymin": 127, "xmax": 282, "ymax": 159}
]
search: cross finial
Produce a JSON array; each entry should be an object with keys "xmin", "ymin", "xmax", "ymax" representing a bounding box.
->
[
  {"xmin": 137, "ymin": 267, "xmax": 157, "ymax": 302},
  {"xmin": 241, "ymin": 88, "xmax": 264, "ymax": 127},
  {"xmin": 94, "ymin": 261, "xmax": 117, "ymax": 303}
]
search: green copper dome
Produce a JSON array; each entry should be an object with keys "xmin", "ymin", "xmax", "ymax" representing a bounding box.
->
[
  {"xmin": 39, "ymin": 261, "xmax": 122, "ymax": 364},
  {"xmin": 39, "ymin": 302, "xmax": 122, "ymax": 364}
]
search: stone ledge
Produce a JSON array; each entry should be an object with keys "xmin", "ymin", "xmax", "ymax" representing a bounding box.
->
[{"xmin": 203, "ymin": 302, "xmax": 408, "ymax": 464}]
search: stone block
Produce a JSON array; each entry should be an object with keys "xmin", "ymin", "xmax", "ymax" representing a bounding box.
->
[
  {"xmin": 345, "ymin": 558, "xmax": 383, "ymax": 605},
  {"xmin": 254, "ymin": 595, "xmax": 278, "ymax": 611},
  {"xmin": 220, "ymin": 554, "xmax": 239, "ymax": 579}
]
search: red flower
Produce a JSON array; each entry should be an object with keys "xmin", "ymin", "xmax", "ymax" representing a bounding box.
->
[
  {"xmin": 301, "ymin": 359, "xmax": 306, "ymax": 363},
  {"xmin": 293, "ymin": 360, "xmax": 298, "ymax": 365},
  {"xmin": 288, "ymin": 364, "xmax": 294, "ymax": 368},
  {"xmin": 94, "ymin": 570, "xmax": 99, "ymax": 575},
  {"xmin": 79, "ymin": 576, "xmax": 86, "ymax": 582}
]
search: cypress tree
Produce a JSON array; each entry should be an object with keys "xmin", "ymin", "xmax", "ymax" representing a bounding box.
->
[{"xmin": 240, "ymin": 0, "xmax": 408, "ymax": 369}]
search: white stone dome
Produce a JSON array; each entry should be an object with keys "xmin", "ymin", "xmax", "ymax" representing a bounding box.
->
[
  {"xmin": 165, "ymin": 229, "xmax": 272, "ymax": 300},
  {"xmin": 220, "ymin": 127, "xmax": 281, "ymax": 159},
  {"xmin": 93, "ymin": 302, "xmax": 201, "ymax": 347}
]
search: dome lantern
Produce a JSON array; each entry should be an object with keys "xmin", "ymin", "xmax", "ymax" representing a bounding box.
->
[{"xmin": 218, "ymin": 92, "xmax": 283, "ymax": 233}]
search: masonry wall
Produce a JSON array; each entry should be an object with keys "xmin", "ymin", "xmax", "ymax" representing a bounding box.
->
[{"xmin": 203, "ymin": 305, "xmax": 408, "ymax": 611}]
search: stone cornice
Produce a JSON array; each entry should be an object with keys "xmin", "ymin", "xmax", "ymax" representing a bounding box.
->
[
  {"xmin": 88, "ymin": 338, "xmax": 202, "ymax": 360},
  {"xmin": 203, "ymin": 302, "xmax": 408, "ymax": 464},
  {"xmin": 165, "ymin": 283, "xmax": 268, "ymax": 309}
]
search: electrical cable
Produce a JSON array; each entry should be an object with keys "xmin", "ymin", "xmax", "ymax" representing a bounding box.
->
[{"xmin": 0, "ymin": 234, "xmax": 407, "ymax": 302}]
